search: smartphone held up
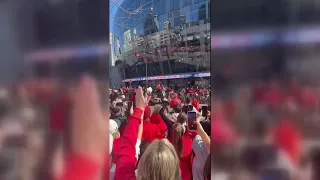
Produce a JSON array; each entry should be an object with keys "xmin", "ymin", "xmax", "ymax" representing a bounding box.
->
[{"xmin": 187, "ymin": 111, "xmax": 197, "ymax": 131}]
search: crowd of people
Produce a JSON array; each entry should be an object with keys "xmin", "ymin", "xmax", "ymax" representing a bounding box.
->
[{"xmin": 109, "ymin": 84, "xmax": 211, "ymax": 180}]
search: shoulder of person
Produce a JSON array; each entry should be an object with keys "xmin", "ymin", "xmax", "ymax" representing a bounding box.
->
[{"xmin": 276, "ymin": 150, "xmax": 296, "ymax": 175}]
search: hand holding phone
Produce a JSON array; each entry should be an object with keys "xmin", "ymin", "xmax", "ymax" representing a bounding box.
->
[{"xmin": 187, "ymin": 111, "xmax": 197, "ymax": 131}]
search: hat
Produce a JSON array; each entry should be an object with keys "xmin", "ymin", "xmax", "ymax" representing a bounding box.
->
[
  {"xmin": 170, "ymin": 99, "xmax": 180, "ymax": 108},
  {"xmin": 147, "ymin": 87, "xmax": 153, "ymax": 94},
  {"xmin": 109, "ymin": 119, "xmax": 119, "ymax": 135},
  {"xmin": 143, "ymin": 106, "xmax": 151, "ymax": 120}
]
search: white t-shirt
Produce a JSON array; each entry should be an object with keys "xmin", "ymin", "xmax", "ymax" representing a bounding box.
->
[{"xmin": 166, "ymin": 112, "xmax": 180, "ymax": 123}]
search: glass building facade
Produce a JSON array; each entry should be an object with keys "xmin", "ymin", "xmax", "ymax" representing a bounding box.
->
[
  {"xmin": 211, "ymin": 0, "xmax": 320, "ymax": 30},
  {"xmin": 111, "ymin": 0, "xmax": 210, "ymax": 80}
]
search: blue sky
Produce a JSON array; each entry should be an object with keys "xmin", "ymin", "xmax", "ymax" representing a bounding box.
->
[{"xmin": 110, "ymin": 0, "xmax": 124, "ymax": 32}]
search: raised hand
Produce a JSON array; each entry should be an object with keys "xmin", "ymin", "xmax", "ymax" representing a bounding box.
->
[
  {"xmin": 135, "ymin": 86, "xmax": 151, "ymax": 111},
  {"xmin": 70, "ymin": 76, "xmax": 108, "ymax": 165}
]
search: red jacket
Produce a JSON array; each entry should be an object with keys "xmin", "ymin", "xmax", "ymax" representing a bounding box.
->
[
  {"xmin": 112, "ymin": 138, "xmax": 123, "ymax": 164},
  {"xmin": 168, "ymin": 136, "xmax": 193, "ymax": 180},
  {"xmin": 150, "ymin": 113, "xmax": 168, "ymax": 139},
  {"xmin": 141, "ymin": 121, "xmax": 162, "ymax": 143},
  {"xmin": 115, "ymin": 108, "xmax": 144, "ymax": 180}
]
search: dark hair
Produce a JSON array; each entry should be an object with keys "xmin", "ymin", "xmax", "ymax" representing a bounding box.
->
[
  {"xmin": 200, "ymin": 120, "xmax": 211, "ymax": 136},
  {"xmin": 136, "ymin": 140, "xmax": 150, "ymax": 169},
  {"xmin": 252, "ymin": 118, "xmax": 270, "ymax": 139},
  {"xmin": 139, "ymin": 140, "xmax": 150, "ymax": 160},
  {"xmin": 173, "ymin": 105, "xmax": 182, "ymax": 113},
  {"xmin": 203, "ymin": 154, "xmax": 211, "ymax": 180},
  {"xmin": 186, "ymin": 97, "xmax": 192, "ymax": 104}
]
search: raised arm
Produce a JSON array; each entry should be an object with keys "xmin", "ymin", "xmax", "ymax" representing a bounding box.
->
[
  {"xmin": 195, "ymin": 113, "xmax": 210, "ymax": 153},
  {"xmin": 159, "ymin": 104, "xmax": 173, "ymax": 137},
  {"xmin": 115, "ymin": 87, "xmax": 149, "ymax": 180}
]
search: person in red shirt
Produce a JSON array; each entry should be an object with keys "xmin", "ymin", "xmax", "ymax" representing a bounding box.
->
[
  {"xmin": 170, "ymin": 123, "xmax": 193, "ymax": 180},
  {"xmin": 141, "ymin": 106, "xmax": 162, "ymax": 143},
  {"xmin": 170, "ymin": 97, "xmax": 181, "ymax": 108},
  {"xmin": 272, "ymin": 119, "xmax": 302, "ymax": 166},
  {"xmin": 195, "ymin": 86, "xmax": 200, "ymax": 94},
  {"xmin": 150, "ymin": 112, "xmax": 168, "ymax": 139},
  {"xmin": 192, "ymin": 97, "xmax": 200, "ymax": 111}
]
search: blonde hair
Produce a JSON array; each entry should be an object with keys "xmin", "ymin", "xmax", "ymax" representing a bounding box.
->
[{"xmin": 137, "ymin": 139, "xmax": 181, "ymax": 180}]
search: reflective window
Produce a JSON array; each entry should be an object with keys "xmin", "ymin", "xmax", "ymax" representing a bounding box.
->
[
  {"xmin": 199, "ymin": 2, "xmax": 206, "ymax": 20},
  {"xmin": 164, "ymin": 0, "xmax": 171, "ymax": 14},
  {"xmin": 186, "ymin": 0, "xmax": 193, "ymax": 6},
  {"xmin": 179, "ymin": 0, "xmax": 186, "ymax": 9},
  {"xmin": 173, "ymin": 0, "xmax": 180, "ymax": 10},
  {"xmin": 159, "ymin": 0, "xmax": 164, "ymax": 15},
  {"xmin": 112, "ymin": 0, "xmax": 210, "ymax": 78}
]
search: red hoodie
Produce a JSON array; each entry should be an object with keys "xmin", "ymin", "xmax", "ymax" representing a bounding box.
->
[
  {"xmin": 192, "ymin": 98, "xmax": 199, "ymax": 111},
  {"xmin": 150, "ymin": 113, "xmax": 168, "ymax": 139},
  {"xmin": 141, "ymin": 107, "xmax": 162, "ymax": 143},
  {"xmin": 142, "ymin": 122, "xmax": 162, "ymax": 143},
  {"xmin": 272, "ymin": 119, "xmax": 301, "ymax": 165},
  {"xmin": 169, "ymin": 136, "xmax": 193, "ymax": 180}
]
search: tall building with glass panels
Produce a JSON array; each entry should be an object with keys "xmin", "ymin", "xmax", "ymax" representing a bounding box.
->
[{"xmin": 111, "ymin": 0, "xmax": 210, "ymax": 86}]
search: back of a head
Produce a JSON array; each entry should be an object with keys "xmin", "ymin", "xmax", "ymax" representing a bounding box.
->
[
  {"xmin": 186, "ymin": 97, "xmax": 192, "ymax": 104},
  {"xmin": 173, "ymin": 105, "xmax": 182, "ymax": 114},
  {"xmin": 153, "ymin": 105, "xmax": 162, "ymax": 114},
  {"xmin": 137, "ymin": 139, "xmax": 180, "ymax": 180},
  {"xmin": 177, "ymin": 113, "xmax": 187, "ymax": 125},
  {"xmin": 252, "ymin": 118, "xmax": 270, "ymax": 140},
  {"xmin": 172, "ymin": 123, "xmax": 185, "ymax": 157}
]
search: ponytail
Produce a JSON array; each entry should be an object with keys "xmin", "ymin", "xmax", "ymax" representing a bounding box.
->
[{"xmin": 172, "ymin": 123, "xmax": 184, "ymax": 157}]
